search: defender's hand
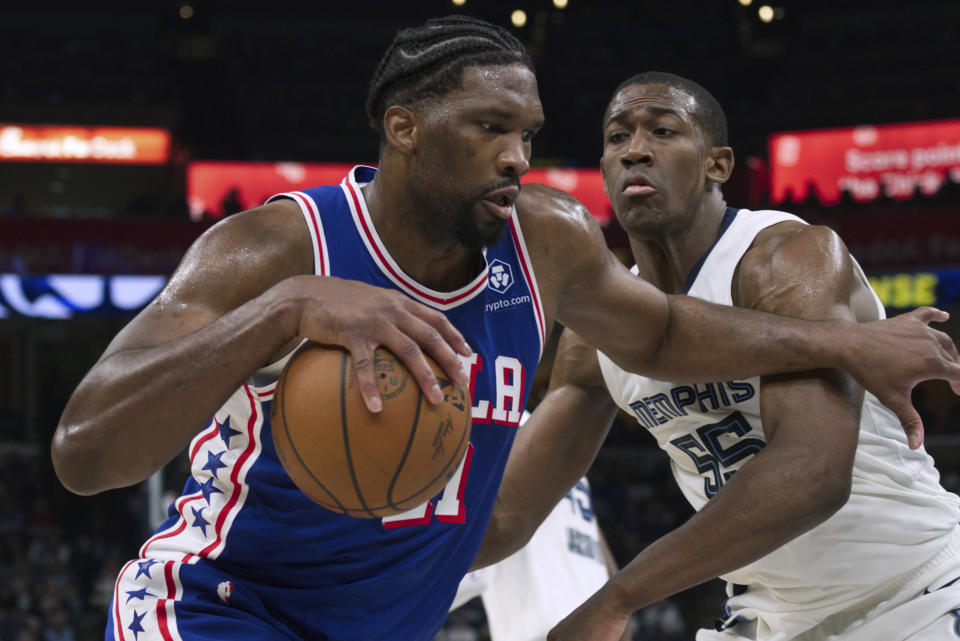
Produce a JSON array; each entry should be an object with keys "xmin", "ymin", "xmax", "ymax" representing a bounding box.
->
[{"xmin": 846, "ymin": 307, "xmax": 960, "ymax": 449}]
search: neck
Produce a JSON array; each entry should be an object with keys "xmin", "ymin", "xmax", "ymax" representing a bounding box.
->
[
  {"xmin": 360, "ymin": 165, "xmax": 485, "ymax": 291},
  {"xmin": 629, "ymin": 194, "xmax": 727, "ymax": 294}
]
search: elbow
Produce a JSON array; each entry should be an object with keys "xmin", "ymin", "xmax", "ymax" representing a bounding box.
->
[
  {"xmin": 505, "ymin": 513, "xmax": 539, "ymax": 555},
  {"xmin": 792, "ymin": 462, "xmax": 852, "ymax": 527},
  {"xmin": 50, "ymin": 422, "xmax": 110, "ymax": 496},
  {"xmin": 496, "ymin": 495, "xmax": 543, "ymax": 553},
  {"xmin": 816, "ymin": 475, "xmax": 852, "ymax": 521},
  {"xmin": 475, "ymin": 505, "xmax": 538, "ymax": 569}
]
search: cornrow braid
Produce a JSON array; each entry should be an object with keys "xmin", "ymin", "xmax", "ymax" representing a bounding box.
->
[{"xmin": 365, "ymin": 15, "xmax": 534, "ymax": 137}]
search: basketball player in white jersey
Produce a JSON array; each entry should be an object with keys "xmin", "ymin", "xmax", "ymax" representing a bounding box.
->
[
  {"xmin": 474, "ymin": 72, "xmax": 960, "ymax": 641},
  {"xmin": 449, "ymin": 474, "xmax": 627, "ymax": 641}
]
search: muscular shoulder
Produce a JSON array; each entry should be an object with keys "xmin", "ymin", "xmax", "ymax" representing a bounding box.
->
[
  {"xmin": 514, "ymin": 183, "xmax": 599, "ymax": 235},
  {"xmin": 514, "ymin": 184, "xmax": 610, "ymax": 322},
  {"xmin": 162, "ymin": 198, "xmax": 313, "ymax": 310},
  {"xmin": 735, "ymin": 221, "xmax": 856, "ymax": 317}
]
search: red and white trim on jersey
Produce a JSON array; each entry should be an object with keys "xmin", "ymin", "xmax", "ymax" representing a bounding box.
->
[
  {"xmin": 139, "ymin": 384, "xmax": 265, "ymax": 563},
  {"xmin": 112, "ymin": 559, "xmax": 136, "ymax": 641},
  {"xmin": 255, "ymin": 385, "xmax": 276, "ymax": 401},
  {"xmin": 507, "ymin": 214, "xmax": 546, "ymax": 358},
  {"xmin": 156, "ymin": 562, "xmax": 184, "ymax": 641},
  {"xmin": 340, "ymin": 166, "xmax": 490, "ymax": 310},
  {"xmin": 269, "ymin": 191, "xmax": 330, "ymax": 277},
  {"xmin": 112, "ymin": 559, "xmax": 184, "ymax": 641},
  {"xmin": 191, "ymin": 386, "xmax": 262, "ymax": 561}
]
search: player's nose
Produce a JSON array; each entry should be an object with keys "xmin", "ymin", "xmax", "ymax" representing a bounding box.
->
[
  {"xmin": 622, "ymin": 135, "xmax": 653, "ymax": 166},
  {"xmin": 497, "ymin": 135, "xmax": 531, "ymax": 177}
]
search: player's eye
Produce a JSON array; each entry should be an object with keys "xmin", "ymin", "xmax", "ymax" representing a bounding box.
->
[
  {"xmin": 480, "ymin": 121, "xmax": 505, "ymax": 134},
  {"xmin": 606, "ymin": 132, "xmax": 628, "ymax": 144}
]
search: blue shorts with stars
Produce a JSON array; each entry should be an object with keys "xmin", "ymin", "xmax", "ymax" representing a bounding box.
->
[{"xmin": 107, "ymin": 557, "xmax": 301, "ymax": 641}]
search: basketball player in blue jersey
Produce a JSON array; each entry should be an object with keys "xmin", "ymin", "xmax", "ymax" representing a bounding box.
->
[
  {"xmin": 51, "ymin": 15, "xmax": 960, "ymax": 640},
  {"xmin": 475, "ymin": 72, "xmax": 960, "ymax": 641}
]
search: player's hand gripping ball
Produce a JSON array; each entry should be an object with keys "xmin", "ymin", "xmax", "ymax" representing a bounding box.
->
[{"xmin": 272, "ymin": 343, "xmax": 472, "ymax": 517}]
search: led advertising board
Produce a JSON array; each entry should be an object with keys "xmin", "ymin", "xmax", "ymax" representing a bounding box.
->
[
  {"xmin": 0, "ymin": 274, "xmax": 166, "ymax": 319},
  {"xmin": 0, "ymin": 125, "xmax": 170, "ymax": 164},
  {"xmin": 769, "ymin": 119, "xmax": 960, "ymax": 204}
]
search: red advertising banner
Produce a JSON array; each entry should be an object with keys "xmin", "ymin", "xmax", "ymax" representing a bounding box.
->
[
  {"xmin": 187, "ymin": 161, "xmax": 355, "ymax": 220},
  {"xmin": 187, "ymin": 161, "xmax": 614, "ymax": 224},
  {"xmin": 0, "ymin": 125, "xmax": 170, "ymax": 164},
  {"xmin": 769, "ymin": 119, "xmax": 960, "ymax": 205}
]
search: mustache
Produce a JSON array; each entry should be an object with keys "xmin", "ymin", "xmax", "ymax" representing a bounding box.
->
[{"xmin": 471, "ymin": 178, "xmax": 521, "ymax": 201}]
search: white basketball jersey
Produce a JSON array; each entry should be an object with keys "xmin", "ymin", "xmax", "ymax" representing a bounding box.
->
[
  {"xmin": 479, "ymin": 476, "xmax": 609, "ymax": 641},
  {"xmin": 597, "ymin": 208, "xmax": 960, "ymax": 640}
]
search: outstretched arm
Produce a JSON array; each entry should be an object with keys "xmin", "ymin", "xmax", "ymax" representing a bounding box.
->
[
  {"xmin": 52, "ymin": 200, "xmax": 471, "ymax": 495},
  {"xmin": 519, "ymin": 185, "xmax": 959, "ymax": 446},
  {"xmin": 473, "ymin": 329, "xmax": 619, "ymax": 569},
  {"xmin": 547, "ymin": 223, "xmax": 875, "ymax": 641}
]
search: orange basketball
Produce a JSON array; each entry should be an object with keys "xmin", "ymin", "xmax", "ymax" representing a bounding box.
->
[{"xmin": 271, "ymin": 343, "xmax": 472, "ymax": 518}]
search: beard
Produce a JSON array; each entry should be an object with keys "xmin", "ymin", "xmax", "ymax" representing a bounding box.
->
[
  {"xmin": 451, "ymin": 199, "xmax": 508, "ymax": 250},
  {"xmin": 411, "ymin": 178, "xmax": 516, "ymax": 251}
]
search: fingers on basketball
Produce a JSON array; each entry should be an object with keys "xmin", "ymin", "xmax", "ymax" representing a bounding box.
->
[{"xmin": 271, "ymin": 343, "xmax": 472, "ymax": 517}]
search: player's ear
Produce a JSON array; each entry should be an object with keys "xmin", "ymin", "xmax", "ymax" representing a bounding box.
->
[
  {"xmin": 706, "ymin": 145, "xmax": 734, "ymax": 185},
  {"xmin": 383, "ymin": 106, "xmax": 417, "ymax": 156}
]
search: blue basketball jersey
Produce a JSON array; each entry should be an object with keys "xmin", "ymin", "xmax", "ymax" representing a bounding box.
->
[{"xmin": 108, "ymin": 166, "xmax": 545, "ymax": 641}]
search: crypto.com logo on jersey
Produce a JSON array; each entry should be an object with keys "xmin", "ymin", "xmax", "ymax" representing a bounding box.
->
[{"xmin": 487, "ymin": 260, "xmax": 514, "ymax": 294}]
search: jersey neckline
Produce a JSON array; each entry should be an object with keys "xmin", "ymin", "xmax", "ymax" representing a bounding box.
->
[
  {"xmin": 341, "ymin": 165, "xmax": 491, "ymax": 310},
  {"xmin": 681, "ymin": 206, "xmax": 739, "ymax": 295}
]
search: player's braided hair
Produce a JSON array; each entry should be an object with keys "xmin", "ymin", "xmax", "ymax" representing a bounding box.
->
[
  {"xmin": 610, "ymin": 71, "xmax": 729, "ymax": 147},
  {"xmin": 365, "ymin": 15, "xmax": 534, "ymax": 137}
]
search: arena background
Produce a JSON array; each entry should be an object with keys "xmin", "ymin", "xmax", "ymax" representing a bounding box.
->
[{"xmin": 1, "ymin": 1, "xmax": 959, "ymax": 639}]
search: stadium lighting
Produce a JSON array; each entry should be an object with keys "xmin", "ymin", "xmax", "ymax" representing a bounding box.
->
[
  {"xmin": 511, "ymin": 9, "xmax": 527, "ymax": 27},
  {"xmin": 451, "ymin": 0, "xmax": 466, "ymax": 5},
  {"xmin": 758, "ymin": 5, "xmax": 774, "ymax": 22},
  {"xmin": 179, "ymin": 4, "xmax": 194, "ymax": 19},
  {"xmin": 554, "ymin": 0, "xmax": 569, "ymax": 8}
]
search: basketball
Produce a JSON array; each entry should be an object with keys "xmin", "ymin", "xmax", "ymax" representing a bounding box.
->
[{"xmin": 271, "ymin": 343, "xmax": 472, "ymax": 518}]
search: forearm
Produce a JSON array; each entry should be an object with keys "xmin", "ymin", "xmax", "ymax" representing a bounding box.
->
[
  {"xmin": 472, "ymin": 384, "xmax": 618, "ymax": 569},
  {"xmin": 600, "ymin": 447, "xmax": 844, "ymax": 616},
  {"xmin": 52, "ymin": 285, "xmax": 300, "ymax": 494},
  {"xmin": 648, "ymin": 295, "xmax": 858, "ymax": 382},
  {"xmin": 565, "ymin": 266, "xmax": 855, "ymax": 385}
]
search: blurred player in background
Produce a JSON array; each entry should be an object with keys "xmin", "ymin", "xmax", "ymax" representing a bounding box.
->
[
  {"xmin": 51, "ymin": 13, "xmax": 960, "ymax": 641},
  {"xmin": 447, "ymin": 335, "xmax": 633, "ymax": 641},
  {"xmin": 477, "ymin": 72, "xmax": 960, "ymax": 641},
  {"xmin": 450, "ymin": 475, "xmax": 629, "ymax": 641}
]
